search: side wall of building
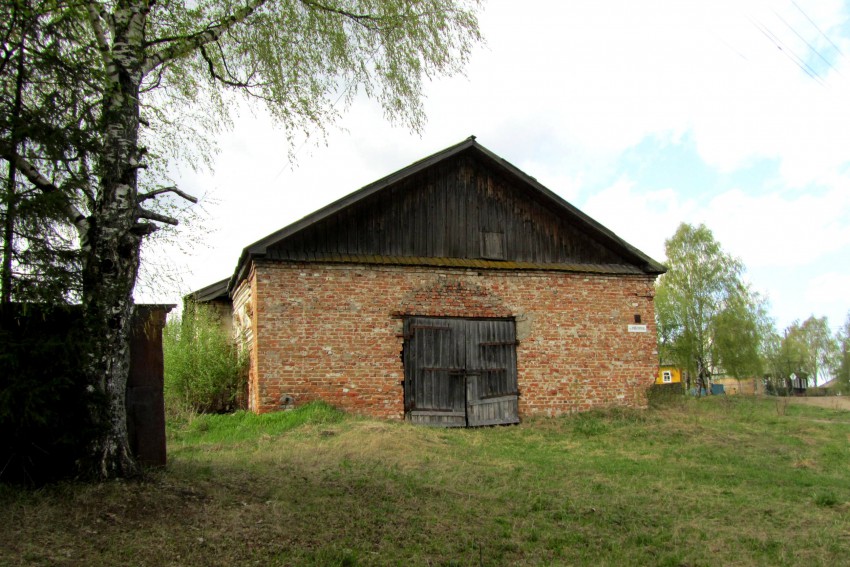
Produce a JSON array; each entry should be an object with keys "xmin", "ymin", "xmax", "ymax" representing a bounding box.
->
[
  {"xmin": 248, "ymin": 261, "xmax": 659, "ymax": 418},
  {"xmin": 232, "ymin": 269, "xmax": 259, "ymax": 411}
]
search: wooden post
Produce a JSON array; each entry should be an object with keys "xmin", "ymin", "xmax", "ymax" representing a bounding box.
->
[{"xmin": 127, "ymin": 304, "xmax": 174, "ymax": 468}]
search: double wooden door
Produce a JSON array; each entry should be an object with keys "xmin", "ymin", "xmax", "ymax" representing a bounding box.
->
[{"xmin": 403, "ymin": 317, "xmax": 519, "ymax": 427}]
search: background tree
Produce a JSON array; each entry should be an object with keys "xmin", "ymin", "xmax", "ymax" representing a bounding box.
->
[
  {"xmin": 655, "ymin": 223, "xmax": 768, "ymax": 393},
  {"xmin": 713, "ymin": 289, "xmax": 771, "ymax": 387},
  {"xmin": 763, "ymin": 327, "xmax": 808, "ymax": 395},
  {"xmin": 163, "ymin": 303, "xmax": 246, "ymax": 416},
  {"xmin": 0, "ymin": 0, "xmax": 483, "ymax": 479},
  {"xmin": 783, "ymin": 316, "xmax": 838, "ymax": 387},
  {"xmin": 801, "ymin": 316, "xmax": 838, "ymax": 386},
  {"xmin": 835, "ymin": 312, "xmax": 850, "ymax": 392}
]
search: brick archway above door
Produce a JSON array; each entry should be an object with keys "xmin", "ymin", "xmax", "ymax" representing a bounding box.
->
[{"xmin": 395, "ymin": 278, "xmax": 512, "ymax": 319}]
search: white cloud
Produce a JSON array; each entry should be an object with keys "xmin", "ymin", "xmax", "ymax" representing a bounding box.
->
[
  {"xmin": 704, "ymin": 186, "xmax": 850, "ymax": 268},
  {"xmin": 138, "ymin": 0, "xmax": 850, "ymax": 333},
  {"xmin": 580, "ymin": 177, "xmax": 697, "ymax": 262},
  {"xmin": 804, "ymin": 273, "xmax": 850, "ymax": 326}
]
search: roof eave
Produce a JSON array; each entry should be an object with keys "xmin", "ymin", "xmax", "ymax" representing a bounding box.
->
[{"xmin": 187, "ymin": 277, "xmax": 231, "ymax": 303}]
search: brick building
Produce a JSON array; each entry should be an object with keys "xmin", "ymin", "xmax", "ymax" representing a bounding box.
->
[{"xmin": 194, "ymin": 138, "xmax": 665, "ymax": 425}]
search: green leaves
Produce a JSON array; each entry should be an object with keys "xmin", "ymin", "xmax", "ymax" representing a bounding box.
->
[
  {"xmin": 656, "ymin": 223, "xmax": 769, "ymax": 381},
  {"xmin": 163, "ymin": 303, "xmax": 247, "ymax": 415},
  {"xmin": 769, "ymin": 316, "xmax": 839, "ymax": 387},
  {"xmin": 141, "ymin": 0, "xmax": 482, "ymax": 160},
  {"xmin": 836, "ymin": 313, "xmax": 850, "ymax": 389}
]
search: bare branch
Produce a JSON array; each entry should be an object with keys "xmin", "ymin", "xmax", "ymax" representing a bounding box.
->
[
  {"xmin": 216, "ymin": 40, "xmax": 260, "ymax": 86},
  {"xmin": 130, "ymin": 222, "xmax": 159, "ymax": 236},
  {"xmin": 140, "ymin": 65, "xmax": 164, "ymax": 94},
  {"xmin": 200, "ymin": 44, "xmax": 253, "ymax": 88},
  {"xmin": 298, "ymin": 0, "xmax": 381, "ymax": 29},
  {"xmin": 141, "ymin": 0, "xmax": 268, "ymax": 75},
  {"xmin": 136, "ymin": 207, "xmax": 179, "ymax": 226},
  {"xmin": 138, "ymin": 186, "xmax": 198, "ymax": 204}
]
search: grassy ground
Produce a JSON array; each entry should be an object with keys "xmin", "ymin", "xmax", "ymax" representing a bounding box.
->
[{"xmin": 2, "ymin": 397, "xmax": 849, "ymax": 566}]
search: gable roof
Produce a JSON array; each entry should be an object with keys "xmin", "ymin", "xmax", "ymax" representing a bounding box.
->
[
  {"xmin": 187, "ymin": 277, "xmax": 230, "ymax": 303},
  {"xmin": 227, "ymin": 137, "xmax": 665, "ymax": 293}
]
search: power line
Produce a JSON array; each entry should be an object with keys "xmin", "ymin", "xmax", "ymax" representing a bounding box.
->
[
  {"xmin": 791, "ymin": 0, "xmax": 844, "ymax": 56},
  {"xmin": 772, "ymin": 8, "xmax": 836, "ymax": 74},
  {"xmin": 749, "ymin": 16, "xmax": 824, "ymax": 84}
]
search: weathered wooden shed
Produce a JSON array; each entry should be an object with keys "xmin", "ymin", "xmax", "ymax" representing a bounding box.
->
[{"xmin": 196, "ymin": 137, "xmax": 665, "ymax": 426}]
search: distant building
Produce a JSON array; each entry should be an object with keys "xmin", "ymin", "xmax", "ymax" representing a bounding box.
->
[{"xmin": 656, "ymin": 366, "xmax": 682, "ymax": 386}]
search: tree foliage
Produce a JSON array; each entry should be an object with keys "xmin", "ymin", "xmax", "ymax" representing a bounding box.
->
[
  {"xmin": 772, "ymin": 316, "xmax": 838, "ymax": 386},
  {"xmin": 0, "ymin": 0, "xmax": 93, "ymax": 305},
  {"xmin": 0, "ymin": 0, "xmax": 483, "ymax": 479},
  {"xmin": 836, "ymin": 312, "xmax": 850, "ymax": 390},
  {"xmin": 712, "ymin": 291, "xmax": 771, "ymax": 380},
  {"xmin": 656, "ymin": 223, "xmax": 769, "ymax": 390},
  {"xmin": 763, "ymin": 327, "xmax": 806, "ymax": 395},
  {"xmin": 163, "ymin": 304, "xmax": 246, "ymax": 415}
]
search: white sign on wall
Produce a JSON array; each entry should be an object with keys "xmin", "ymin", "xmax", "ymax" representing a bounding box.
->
[{"xmin": 628, "ymin": 324, "xmax": 648, "ymax": 333}]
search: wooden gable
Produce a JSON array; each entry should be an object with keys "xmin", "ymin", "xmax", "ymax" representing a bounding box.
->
[{"xmin": 230, "ymin": 137, "xmax": 664, "ymax": 290}]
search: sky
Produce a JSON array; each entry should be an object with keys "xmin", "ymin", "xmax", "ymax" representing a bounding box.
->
[{"xmin": 141, "ymin": 0, "xmax": 850, "ymax": 334}]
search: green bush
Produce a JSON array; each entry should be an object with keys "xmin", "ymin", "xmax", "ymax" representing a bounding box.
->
[
  {"xmin": 646, "ymin": 382, "xmax": 684, "ymax": 407},
  {"xmin": 163, "ymin": 303, "xmax": 246, "ymax": 416}
]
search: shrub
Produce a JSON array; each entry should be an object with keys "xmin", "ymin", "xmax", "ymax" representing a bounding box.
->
[
  {"xmin": 647, "ymin": 382, "xmax": 684, "ymax": 407},
  {"xmin": 163, "ymin": 303, "xmax": 246, "ymax": 416}
]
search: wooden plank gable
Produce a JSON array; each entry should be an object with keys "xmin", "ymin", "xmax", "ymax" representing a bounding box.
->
[{"xmin": 267, "ymin": 153, "xmax": 633, "ymax": 267}]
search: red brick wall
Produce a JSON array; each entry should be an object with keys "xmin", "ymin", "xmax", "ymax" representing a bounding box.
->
[{"xmin": 245, "ymin": 260, "xmax": 659, "ymax": 418}]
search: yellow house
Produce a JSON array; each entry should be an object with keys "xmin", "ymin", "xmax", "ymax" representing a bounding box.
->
[{"xmin": 656, "ymin": 366, "xmax": 682, "ymax": 385}]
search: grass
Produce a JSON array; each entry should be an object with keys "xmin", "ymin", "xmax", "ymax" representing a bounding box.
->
[{"xmin": 2, "ymin": 397, "xmax": 849, "ymax": 566}]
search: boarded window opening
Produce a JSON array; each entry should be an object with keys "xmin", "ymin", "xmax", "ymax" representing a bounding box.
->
[{"xmin": 480, "ymin": 231, "xmax": 505, "ymax": 260}]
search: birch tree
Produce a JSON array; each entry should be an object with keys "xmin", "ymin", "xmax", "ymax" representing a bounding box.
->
[
  {"xmin": 656, "ymin": 223, "xmax": 768, "ymax": 392},
  {"xmin": 0, "ymin": 0, "xmax": 482, "ymax": 478}
]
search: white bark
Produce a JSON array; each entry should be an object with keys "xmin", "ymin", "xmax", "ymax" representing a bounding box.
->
[{"xmin": 82, "ymin": 0, "xmax": 149, "ymax": 478}]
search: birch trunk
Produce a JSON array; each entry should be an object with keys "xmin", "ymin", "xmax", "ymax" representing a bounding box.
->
[{"xmin": 83, "ymin": 2, "xmax": 147, "ymax": 478}]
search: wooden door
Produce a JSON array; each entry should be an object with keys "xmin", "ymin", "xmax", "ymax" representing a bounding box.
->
[
  {"xmin": 403, "ymin": 317, "xmax": 467, "ymax": 426},
  {"xmin": 465, "ymin": 319, "xmax": 519, "ymax": 426},
  {"xmin": 404, "ymin": 317, "xmax": 518, "ymax": 427}
]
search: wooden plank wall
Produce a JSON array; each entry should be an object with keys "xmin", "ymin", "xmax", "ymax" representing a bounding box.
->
[{"xmin": 268, "ymin": 154, "xmax": 627, "ymax": 265}]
